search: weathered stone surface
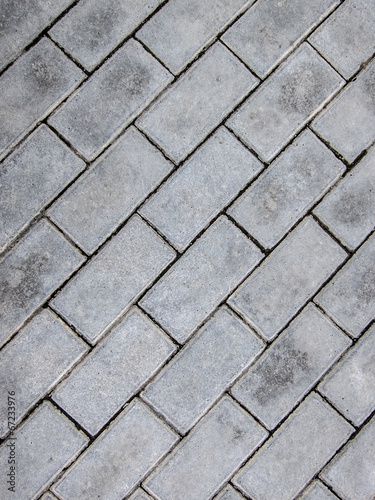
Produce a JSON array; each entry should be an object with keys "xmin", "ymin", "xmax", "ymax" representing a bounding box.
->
[
  {"xmin": 215, "ymin": 484, "xmax": 245, "ymax": 499},
  {"xmin": 300, "ymin": 480, "xmax": 338, "ymax": 500}
]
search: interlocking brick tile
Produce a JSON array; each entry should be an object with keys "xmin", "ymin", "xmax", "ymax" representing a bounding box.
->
[
  {"xmin": 228, "ymin": 130, "xmax": 345, "ymax": 249},
  {"xmin": 0, "ymin": 38, "xmax": 84, "ymax": 161},
  {"xmin": 51, "ymin": 215, "xmax": 175, "ymax": 344},
  {"xmin": 40, "ymin": 493, "xmax": 59, "ymax": 500},
  {"xmin": 233, "ymin": 393, "xmax": 353, "ymax": 500},
  {"xmin": 48, "ymin": 126, "xmax": 172, "ymax": 254},
  {"xmin": 229, "ymin": 217, "xmax": 347, "ymax": 341},
  {"xmin": 0, "ymin": 219, "xmax": 85, "ymax": 348},
  {"xmin": 319, "ymin": 324, "xmax": 375, "ymax": 426},
  {"xmin": 222, "ymin": 0, "xmax": 338, "ymax": 78},
  {"xmin": 128, "ymin": 489, "xmax": 153, "ymax": 500},
  {"xmin": 144, "ymin": 396, "xmax": 267, "ymax": 500},
  {"xmin": 53, "ymin": 400, "xmax": 178, "ymax": 500},
  {"xmin": 312, "ymin": 59, "xmax": 375, "ymax": 163},
  {"xmin": 300, "ymin": 480, "xmax": 338, "ymax": 499},
  {"xmin": 140, "ymin": 127, "xmax": 263, "ymax": 251},
  {"xmin": 215, "ymin": 485, "xmax": 244, "ymax": 499},
  {"xmin": 140, "ymin": 216, "xmax": 263, "ymax": 343},
  {"xmin": 142, "ymin": 307, "xmax": 264, "ymax": 434},
  {"xmin": 53, "ymin": 308, "xmax": 176, "ymax": 436},
  {"xmin": 314, "ymin": 144, "xmax": 375, "ymax": 250},
  {"xmin": 309, "ymin": 0, "xmax": 375, "ymax": 79},
  {"xmin": 0, "ymin": 402, "xmax": 88, "ymax": 500},
  {"xmin": 232, "ymin": 304, "xmax": 350, "ymax": 430},
  {"xmin": 49, "ymin": 39, "xmax": 172, "ymax": 161},
  {"xmin": 316, "ymin": 233, "xmax": 375, "ymax": 337},
  {"xmin": 0, "ymin": 125, "xmax": 85, "ymax": 253},
  {"xmin": 227, "ymin": 43, "xmax": 344, "ymax": 162},
  {"xmin": 137, "ymin": 42, "xmax": 258, "ymax": 164}
]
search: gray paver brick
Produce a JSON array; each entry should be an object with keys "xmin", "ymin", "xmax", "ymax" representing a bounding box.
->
[
  {"xmin": 128, "ymin": 489, "xmax": 153, "ymax": 500},
  {"xmin": 142, "ymin": 307, "xmax": 264, "ymax": 434},
  {"xmin": 51, "ymin": 215, "xmax": 175, "ymax": 344},
  {"xmin": 222, "ymin": 0, "xmax": 338, "ymax": 78},
  {"xmin": 0, "ymin": 124, "xmax": 85, "ymax": 253},
  {"xmin": 53, "ymin": 399, "xmax": 178, "ymax": 500},
  {"xmin": 40, "ymin": 493, "xmax": 59, "ymax": 500},
  {"xmin": 140, "ymin": 216, "xmax": 263, "ymax": 343},
  {"xmin": 315, "ymin": 233, "xmax": 375, "ymax": 337},
  {"xmin": 314, "ymin": 144, "xmax": 375, "ymax": 250},
  {"xmin": 140, "ymin": 127, "xmax": 263, "ymax": 251},
  {"xmin": 144, "ymin": 396, "xmax": 268, "ymax": 500},
  {"xmin": 0, "ymin": 38, "xmax": 84, "ymax": 160},
  {"xmin": 229, "ymin": 217, "xmax": 347, "ymax": 341},
  {"xmin": 49, "ymin": 0, "xmax": 163, "ymax": 71},
  {"xmin": 228, "ymin": 129, "xmax": 345, "ymax": 248},
  {"xmin": 53, "ymin": 308, "xmax": 176, "ymax": 436},
  {"xmin": 137, "ymin": 42, "xmax": 258, "ymax": 164},
  {"xmin": 215, "ymin": 485, "xmax": 244, "ymax": 499},
  {"xmin": 49, "ymin": 39, "xmax": 172, "ymax": 161},
  {"xmin": 312, "ymin": 58, "xmax": 375, "ymax": 163},
  {"xmin": 232, "ymin": 303, "xmax": 351, "ymax": 430},
  {"xmin": 300, "ymin": 480, "xmax": 338, "ymax": 499},
  {"xmin": 309, "ymin": 0, "xmax": 375, "ymax": 79},
  {"xmin": 233, "ymin": 393, "xmax": 353, "ymax": 500},
  {"xmin": 48, "ymin": 126, "xmax": 172, "ymax": 254},
  {"xmin": 227, "ymin": 43, "xmax": 344, "ymax": 162},
  {"xmin": 319, "ymin": 324, "xmax": 375, "ymax": 426},
  {"xmin": 0, "ymin": 219, "xmax": 85, "ymax": 348},
  {"xmin": 0, "ymin": 402, "xmax": 88, "ymax": 500}
]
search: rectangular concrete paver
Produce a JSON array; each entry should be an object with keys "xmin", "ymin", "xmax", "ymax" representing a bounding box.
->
[
  {"xmin": 300, "ymin": 480, "xmax": 338, "ymax": 499},
  {"xmin": 128, "ymin": 489, "xmax": 153, "ymax": 500},
  {"xmin": 40, "ymin": 493, "xmax": 59, "ymax": 500},
  {"xmin": 215, "ymin": 485, "xmax": 245, "ymax": 499}
]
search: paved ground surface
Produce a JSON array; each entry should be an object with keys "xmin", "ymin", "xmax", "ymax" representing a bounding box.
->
[{"xmin": 0, "ymin": 0, "xmax": 375, "ymax": 499}]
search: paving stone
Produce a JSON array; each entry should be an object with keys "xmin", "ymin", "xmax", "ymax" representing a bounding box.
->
[
  {"xmin": 142, "ymin": 307, "xmax": 264, "ymax": 434},
  {"xmin": 321, "ymin": 415, "xmax": 375, "ymax": 500},
  {"xmin": 0, "ymin": 402, "xmax": 88, "ymax": 500},
  {"xmin": 232, "ymin": 303, "xmax": 351, "ymax": 430},
  {"xmin": 0, "ymin": 219, "xmax": 85, "ymax": 348},
  {"xmin": 137, "ymin": 0, "xmax": 254, "ymax": 74},
  {"xmin": 300, "ymin": 480, "xmax": 338, "ymax": 499},
  {"xmin": 137, "ymin": 42, "xmax": 258, "ymax": 164},
  {"xmin": 229, "ymin": 217, "xmax": 347, "ymax": 341},
  {"xmin": 128, "ymin": 489, "xmax": 153, "ymax": 500},
  {"xmin": 53, "ymin": 308, "xmax": 176, "ymax": 436},
  {"xmin": 49, "ymin": 0, "xmax": 163, "ymax": 71},
  {"xmin": 319, "ymin": 324, "xmax": 375, "ymax": 426},
  {"xmin": 227, "ymin": 43, "xmax": 344, "ymax": 162},
  {"xmin": 312, "ymin": 59, "xmax": 375, "ymax": 163},
  {"xmin": 40, "ymin": 493, "xmax": 59, "ymax": 500},
  {"xmin": 314, "ymin": 144, "xmax": 375, "ymax": 250},
  {"xmin": 309, "ymin": 0, "xmax": 375, "ymax": 79},
  {"xmin": 215, "ymin": 485, "xmax": 245, "ymax": 499},
  {"xmin": 140, "ymin": 216, "xmax": 263, "ymax": 343},
  {"xmin": 49, "ymin": 39, "xmax": 172, "ymax": 161},
  {"xmin": 233, "ymin": 393, "xmax": 353, "ymax": 500},
  {"xmin": 140, "ymin": 127, "xmax": 263, "ymax": 251},
  {"xmin": 48, "ymin": 126, "xmax": 172, "ymax": 254},
  {"xmin": 0, "ymin": 38, "xmax": 84, "ymax": 161},
  {"xmin": 222, "ymin": 0, "xmax": 338, "ymax": 78},
  {"xmin": 228, "ymin": 129, "xmax": 345, "ymax": 248},
  {"xmin": 144, "ymin": 396, "xmax": 268, "ymax": 500},
  {"xmin": 0, "ymin": 125, "xmax": 85, "ymax": 253},
  {"xmin": 53, "ymin": 400, "xmax": 178, "ymax": 500},
  {"xmin": 51, "ymin": 215, "xmax": 175, "ymax": 344},
  {"xmin": 315, "ymin": 233, "xmax": 375, "ymax": 337}
]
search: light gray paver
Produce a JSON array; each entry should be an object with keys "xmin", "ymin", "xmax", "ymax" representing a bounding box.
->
[
  {"xmin": 140, "ymin": 216, "xmax": 263, "ymax": 343},
  {"xmin": 232, "ymin": 303, "xmax": 351, "ymax": 430},
  {"xmin": 0, "ymin": 37, "xmax": 84, "ymax": 160},
  {"xmin": 48, "ymin": 126, "xmax": 172, "ymax": 254},
  {"xmin": 227, "ymin": 43, "xmax": 344, "ymax": 162},
  {"xmin": 316, "ymin": 233, "xmax": 375, "ymax": 337},
  {"xmin": 53, "ymin": 400, "xmax": 178, "ymax": 500},
  {"xmin": 137, "ymin": 42, "xmax": 258, "ymax": 164},
  {"xmin": 228, "ymin": 129, "xmax": 345, "ymax": 248},
  {"xmin": 51, "ymin": 215, "xmax": 175, "ymax": 344},
  {"xmin": 53, "ymin": 308, "xmax": 176, "ymax": 436},
  {"xmin": 49, "ymin": 39, "xmax": 172, "ymax": 161},
  {"xmin": 233, "ymin": 393, "xmax": 353, "ymax": 500},
  {"xmin": 300, "ymin": 480, "xmax": 338, "ymax": 499},
  {"xmin": 229, "ymin": 217, "xmax": 347, "ymax": 341},
  {"xmin": 140, "ymin": 127, "xmax": 263, "ymax": 251},
  {"xmin": 215, "ymin": 485, "xmax": 244, "ymax": 499},
  {"xmin": 128, "ymin": 489, "xmax": 153, "ymax": 500},
  {"xmin": 40, "ymin": 493, "xmax": 59, "ymax": 500},
  {"xmin": 0, "ymin": 219, "xmax": 85, "ymax": 348},
  {"xmin": 142, "ymin": 307, "xmax": 264, "ymax": 434},
  {"xmin": 222, "ymin": 0, "xmax": 339, "ymax": 78},
  {"xmin": 144, "ymin": 396, "xmax": 268, "ymax": 500},
  {"xmin": 0, "ymin": 402, "xmax": 88, "ymax": 500}
]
